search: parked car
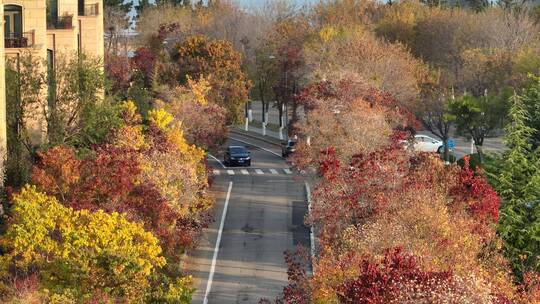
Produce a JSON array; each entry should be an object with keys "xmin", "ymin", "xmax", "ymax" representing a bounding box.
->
[
  {"xmin": 282, "ymin": 140, "xmax": 297, "ymax": 157},
  {"xmin": 403, "ymin": 135, "xmax": 454, "ymax": 154},
  {"xmin": 224, "ymin": 146, "xmax": 251, "ymax": 166}
]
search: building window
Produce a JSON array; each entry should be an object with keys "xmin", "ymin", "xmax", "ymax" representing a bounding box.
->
[
  {"xmin": 47, "ymin": 49, "xmax": 56, "ymax": 111},
  {"xmin": 46, "ymin": 0, "xmax": 58, "ymax": 26},
  {"xmin": 78, "ymin": 0, "xmax": 84, "ymax": 16},
  {"xmin": 4, "ymin": 5, "xmax": 22, "ymax": 40}
]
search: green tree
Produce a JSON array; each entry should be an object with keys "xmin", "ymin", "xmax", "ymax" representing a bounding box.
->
[
  {"xmin": 5, "ymin": 53, "xmax": 46, "ymax": 187},
  {"xmin": 492, "ymin": 92, "xmax": 540, "ymax": 278},
  {"xmin": 521, "ymin": 76, "xmax": 540, "ymax": 149},
  {"xmin": 104, "ymin": 0, "xmax": 133, "ymax": 14},
  {"xmin": 47, "ymin": 53, "xmax": 107, "ymax": 147},
  {"xmin": 135, "ymin": 0, "xmax": 153, "ymax": 14},
  {"xmin": 448, "ymin": 92, "xmax": 508, "ymax": 163}
]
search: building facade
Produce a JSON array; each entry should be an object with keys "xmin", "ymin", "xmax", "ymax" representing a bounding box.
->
[{"xmin": 0, "ymin": 0, "xmax": 103, "ymax": 183}]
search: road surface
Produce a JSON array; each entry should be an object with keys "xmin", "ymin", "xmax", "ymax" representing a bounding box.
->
[{"xmin": 185, "ymin": 132, "xmax": 309, "ymax": 304}]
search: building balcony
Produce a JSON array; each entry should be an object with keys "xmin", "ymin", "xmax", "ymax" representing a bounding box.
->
[
  {"xmin": 5, "ymin": 31, "xmax": 35, "ymax": 48},
  {"xmin": 79, "ymin": 3, "xmax": 99, "ymax": 16},
  {"xmin": 47, "ymin": 15, "xmax": 73, "ymax": 30}
]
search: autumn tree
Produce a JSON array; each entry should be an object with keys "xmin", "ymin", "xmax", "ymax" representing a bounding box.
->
[
  {"xmin": 302, "ymin": 25, "xmax": 428, "ymax": 108},
  {"xmin": 155, "ymin": 77, "xmax": 228, "ymax": 150},
  {"xmin": 0, "ymin": 186, "xmax": 169, "ymax": 301},
  {"xmin": 172, "ymin": 35, "xmax": 250, "ymax": 123},
  {"xmin": 293, "ymin": 78, "xmax": 418, "ymax": 168},
  {"xmin": 31, "ymin": 103, "xmax": 213, "ymax": 256}
]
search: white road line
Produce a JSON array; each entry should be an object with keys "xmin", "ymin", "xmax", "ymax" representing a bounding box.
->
[
  {"xmin": 305, "ymin": 181, "xmax": 315, "ymax": 274},
  {"xmin": 213, "ymin": 169, "xmax": 220, "ymax": 175},
  {"xmin": 284, "ymin": 168, "xmax": 292, "ymax": 174},
  {"xmin": 270, "ymin": 169, "xmax": 278, "ymax": 174},
  {"xmin": 203, "ymin": 181, "xmax": 233, "ymax": 304},
  {"xmin": 229, "ymin": 137, "xmax": 283, "ymax": 158},
  {"xmin": 255, "ymin": 169, "xmax": 264, "ymax": 175},
  {"xmin": 241, "ymin": 169, "xmax": 249, "ymax": 175},
  {"xmin": 207, "ymin": 153, "xmax": 226, "ymax": 169},
  {"xmin": 227, "ymin": 170, "xmax": 235, "ymax": 175}
]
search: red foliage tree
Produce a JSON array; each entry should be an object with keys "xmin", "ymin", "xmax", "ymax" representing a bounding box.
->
[
  {"xmin": 105, "ymin": 54, "xmax": 132, "ymax": 95},
  {"xmin": 338, "ymin": 248, "xmax": 453, "ymax": 304},
  {"xmin": 31, "ymin": 132, "xmax": 212, "ymax": 255},
  {"xmin": 450, "ymin": 156, "xmax": 501, "ymax": 235},
  {"xmin": 131, "ymin": 47, "xmax": 156, "ymax": 83}
]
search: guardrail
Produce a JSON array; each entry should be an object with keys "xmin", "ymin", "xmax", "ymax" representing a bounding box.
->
[{"xmin": 5, "ymin": 31, "xmax": 35, "ymax": 48}]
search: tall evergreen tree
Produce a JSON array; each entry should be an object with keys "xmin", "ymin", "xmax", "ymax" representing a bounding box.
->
[
  {"xmin": 522, "ymin": 76, "xmax": 540, "ymax": 149},
  {"xmin": 135, "ymin": 0, "xmax": 153, "ymax": 14},
  {"xmin": 104, "ymin": 0, "xmax": 133, "ymax": 14},
  {"xmin": 495, "ymin": 92, "xmax": 540, "ymax": 278}
]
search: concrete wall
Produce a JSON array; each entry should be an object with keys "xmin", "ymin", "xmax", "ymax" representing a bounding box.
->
[
  {"xmin": 77, "ymin": 0, "xmax": 103, "ymax": 58},
  {"xmin": 47, "ymin": 0, "xmax": 78, "ymax": 55},
  {"xmin": 0, "ymin": 0, "xmax": 6, "ymax": 185},
  {"xmin": 4, "ymin": 0, "xmax": 48, "ymax": 143}
]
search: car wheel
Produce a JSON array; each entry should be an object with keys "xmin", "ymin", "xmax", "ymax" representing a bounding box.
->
[
  {"xmin": 246, "ymin": 160, "xmax": 251, "ymax": 167},
  {"xmin": 437, "ymin": 146, "xmax": 444, "ymax": 154}
]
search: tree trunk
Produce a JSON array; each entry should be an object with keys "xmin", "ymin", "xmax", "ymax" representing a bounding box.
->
[
  {"xmin": 476, "ymin": 144, "xmax": 484, "ymax": 164},
  {"xmin": 278, "ymin": 102, "xmax": 283, "ymax": 128},
  {"xmin": 443, "ymin": 136, "xmax": 450, "ymax": 164},
  {"xmin": 261, "ymin": 98, "xmax": 265, "ymax": 124}
]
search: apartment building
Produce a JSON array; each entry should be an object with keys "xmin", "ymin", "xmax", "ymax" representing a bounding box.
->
[
  {"xmin": 0, "ymin": 0, "xmax": 6, "ymax": 184},
  {"xmin": 3, "ymin": 0, "xmax": 103, "ymax": 59},
  {"xmin": 0, "ymin": 0, "xmax": 103, "ymax": 182}
]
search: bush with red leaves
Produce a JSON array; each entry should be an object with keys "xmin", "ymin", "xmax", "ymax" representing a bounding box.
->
[{"xmin": 338, "ymin": 248, "xmax": 453, "ymax": 304}]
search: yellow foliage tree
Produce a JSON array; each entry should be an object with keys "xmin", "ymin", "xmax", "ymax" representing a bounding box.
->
[{"xmin": 0, "ymin": 186, "xmax": 166, "ymax": 301}]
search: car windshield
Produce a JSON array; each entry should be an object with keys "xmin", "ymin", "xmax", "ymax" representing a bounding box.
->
[{"xmin": 230, "ymin": 147, "xmax": 247, "ymax": 154}]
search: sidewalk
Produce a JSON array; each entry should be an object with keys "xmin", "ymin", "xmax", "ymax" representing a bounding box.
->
[{"xmin": 234, "ymin": 123, "xmax": 285, "ymax": 141}]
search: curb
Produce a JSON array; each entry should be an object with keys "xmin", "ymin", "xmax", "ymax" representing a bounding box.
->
[{"xmin": 229, "ymin": 128, "xmax": 283, "ymax": 147}]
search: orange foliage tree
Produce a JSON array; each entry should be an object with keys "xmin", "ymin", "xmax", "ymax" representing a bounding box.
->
[{"xmin": 172, "ymin": 35, "xmax": 251, "ymax": 123}]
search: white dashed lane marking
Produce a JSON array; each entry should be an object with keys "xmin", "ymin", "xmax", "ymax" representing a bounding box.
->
[{"xmin": 213, "ymin": 168, "xmax": 294, "ymax": 176}]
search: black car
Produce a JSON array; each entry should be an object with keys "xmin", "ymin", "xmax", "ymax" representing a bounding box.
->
[
  {"xmin": 224, "ymin": 146, "xmax": 251, "ymax": 166},
  {"xmin": 282, "ymin": 140, "xmax": 297, "ymax": 157}
]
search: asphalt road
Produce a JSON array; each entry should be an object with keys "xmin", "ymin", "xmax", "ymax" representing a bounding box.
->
[{"xmin": 185, "ymin": 133, "xmax": 309, "ymax": 304}]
